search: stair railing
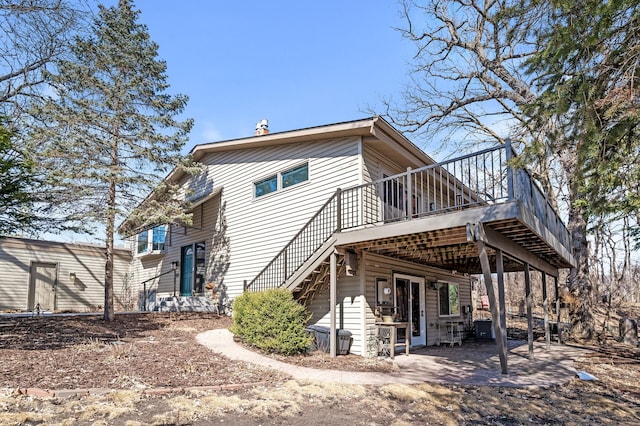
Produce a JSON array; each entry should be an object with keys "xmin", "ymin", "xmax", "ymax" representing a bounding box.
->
[
  {"xmin": 140, "ymin": 268, "xmax": 177, "ymax": 311},
  {"xmin": 247, "ymin": 190, "xmax": 343, "ymax": 292}
]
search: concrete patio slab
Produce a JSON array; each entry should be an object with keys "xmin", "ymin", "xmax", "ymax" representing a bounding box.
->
[{"xmin": 196, "ymin": 329, "xmax": 589, "ymax": 388}]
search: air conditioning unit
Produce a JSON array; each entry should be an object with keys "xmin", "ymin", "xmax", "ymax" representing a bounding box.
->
[{"xmin": 474, "ymin": 319, "xmax": 495, "ymax": 340}]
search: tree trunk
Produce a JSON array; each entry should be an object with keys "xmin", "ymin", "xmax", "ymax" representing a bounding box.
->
[
  {"xmin": 567, "ymin": 191, "xmax": 595, "ymax": 339},
  {"xmin": 619, "ymin": 318, "xmax": 639, "ymax": 346},
  {"xmin": 103, "ymin": 171, "xmax": 116, "ymax": 321}
]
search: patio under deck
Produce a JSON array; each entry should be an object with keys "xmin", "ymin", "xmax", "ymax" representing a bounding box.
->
[{"xmin": 201, "ymin": 328, "xmax": 588, "ymax": 387}]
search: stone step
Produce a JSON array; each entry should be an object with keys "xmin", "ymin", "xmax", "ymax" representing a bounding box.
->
[{"xmin": 147, "ymin": 296, "xmax": 220, "ymax": 313}]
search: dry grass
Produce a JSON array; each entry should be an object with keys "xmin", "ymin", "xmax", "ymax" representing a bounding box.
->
[
  {"xmin": 1, "ymin": 373, "xmax": 639, "ymax": 425},
  {"xmin": 1, "ymin": 310, "xmax": 639, "ymax": 424}
]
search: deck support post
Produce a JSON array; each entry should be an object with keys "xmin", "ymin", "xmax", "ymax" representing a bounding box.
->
[
  {"xmin": 555, "ymin": 275, "xmax": 562, "ymax": 343},
  {"xmin": 524, "ymin": 263, "xmax": 534, "ymax": 359},
  {"xmin": 496, "ymin": 249, "xmax": 507, "ymax": 347},
  {"xmin": 475, "ymin": 239, "xmax": 508, "ymax": 374},
  {"xmin": 329, "ymin": 251, "xmax": 338, "ymax": 357},
  {"xmin": 542, "ymin": 273, "xmax": 550, "ymax": 350}
]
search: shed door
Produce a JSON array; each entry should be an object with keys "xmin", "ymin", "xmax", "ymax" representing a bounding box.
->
[{"xmin": 29, "ymin": 263, "xmax": 57, "ymax": 311}]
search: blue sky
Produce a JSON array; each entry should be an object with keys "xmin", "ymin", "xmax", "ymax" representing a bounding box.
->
[
  {"xmin": 46, "ymin": 1, "xmax": 414, "ymax": 244},
  {"xmin": 105, "ymin": 0, "xmax": 414, "ymax": 148}
]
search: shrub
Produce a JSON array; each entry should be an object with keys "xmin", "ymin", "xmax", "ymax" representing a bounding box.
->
[{"xmin": 230, "ymin": 289, "xmax": 312, "ymax": 355}]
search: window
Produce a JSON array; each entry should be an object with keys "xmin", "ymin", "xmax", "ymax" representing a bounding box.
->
[
  {"xmin": 438, "ymin": 283, "xmax": 460, "ymax": 317},
  {"xmin": 282, "ymin": 163, "xmax": 308, "ymax": 189},
  {"xmin": 254, "ymin": 175, "xmax": 278, "ymax": 197},
  {"xmin": 254, "ymin": 162, "xmax": 309, "ymax": 198},
  {"xmin": 152, "ymin": 226, "xmax": 166, "ymax": 251},
  {"xmin": 137, "ymin": 225, "xmax": 166, "ymax": 254},
  {"xmin": 137, "ymin": 230, "xmax": 149, "ymax": 254}
]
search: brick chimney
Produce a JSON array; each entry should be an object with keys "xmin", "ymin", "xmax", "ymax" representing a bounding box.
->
[{"xmin": 255, "ymin": 119, "xmax": 269, "ymax": 136}]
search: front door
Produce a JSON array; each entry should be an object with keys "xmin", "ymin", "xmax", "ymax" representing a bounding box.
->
[
  {"xmin": 180, "ymin": 245, "xmax": 194, "ymax": 296},
  {"xmin": 394, "ymin": 273, "xmax": 426, "ymax": 347},
  {"xmin": 28, "ymin": 263, "xmax": 57, "ymax": 311}
]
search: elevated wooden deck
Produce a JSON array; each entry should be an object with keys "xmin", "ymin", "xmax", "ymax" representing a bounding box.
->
[
  {"xmin": 336, "ymin": 201, "xmax": 573, "ymax": 277},
  {"xmin": 247, "ymin": 144, "xmax": 574, "ymax": 292}
]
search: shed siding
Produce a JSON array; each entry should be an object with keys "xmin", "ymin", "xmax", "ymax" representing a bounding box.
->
[{"xmin": 0, "ymin": 238, "xmax": 130, "ymax": 312}]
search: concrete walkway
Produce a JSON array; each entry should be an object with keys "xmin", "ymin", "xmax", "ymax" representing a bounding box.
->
[{"xmin": 196, "ymin": 329, "xmax": 588, "ymax": 388}]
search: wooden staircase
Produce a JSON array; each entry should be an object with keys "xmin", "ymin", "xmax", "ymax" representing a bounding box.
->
[{"xmin": 291, "ymin": 255, "xmax": 345, "ymax": 307}]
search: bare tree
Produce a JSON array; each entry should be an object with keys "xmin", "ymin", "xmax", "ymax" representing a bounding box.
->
[
  {"xmin": 382, "ymin": 0, "xmax": 560, "ymax": 193},
  {"xmin": 382, "ymin": 0, "xmax": 596, "ymax": 337},
  {"xmin": 0, "ymin": 0, "xmax": 86, "ymax": 120}
]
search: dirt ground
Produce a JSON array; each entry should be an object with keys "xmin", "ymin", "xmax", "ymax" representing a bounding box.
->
[{"xmin": 0, "ymin": 310, "xmax": 639, "ymax": 425}]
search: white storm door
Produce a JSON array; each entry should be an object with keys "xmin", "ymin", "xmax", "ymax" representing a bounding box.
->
[{"xmin": 410, "ymin": 277, "xmax": 426, "ymax": 346}]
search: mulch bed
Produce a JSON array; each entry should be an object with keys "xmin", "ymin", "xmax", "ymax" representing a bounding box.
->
[{"xmin": 0, "ymin": 311, "xmax": 394, "ymax": 391}]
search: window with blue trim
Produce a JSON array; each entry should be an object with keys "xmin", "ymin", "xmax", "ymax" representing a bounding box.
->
[{"xmin": 254, "ymin": 162, "xmax": 309, "ymax": 198}]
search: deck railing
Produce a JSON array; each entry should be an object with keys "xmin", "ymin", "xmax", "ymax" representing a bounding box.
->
[{"xmin": 247, "ymin": 143, "xmax": 571, "ymax": 292}]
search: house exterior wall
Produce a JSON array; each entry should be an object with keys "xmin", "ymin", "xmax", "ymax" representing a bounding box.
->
[
  {"xmin": 362, "ymin": 143, "xmax": 405, "ymax": 181},
  {"xmin": 305, "ymin": 252, "xmax": 472, "ymax": 356},
  {"xmin": 128, "ymin": 194, "xmax": 222, "ymax": 302},
  {"xmin": 0, "ymin": 237, "xmax": 131, "ymax": 312},
  {"xmin": 305, "ymin": 272, "xmax": 364, "ymax": 355},
  {"xmin": 362, "ymin": 252, "xmax": 472, "ymax": 349},
  {"xmin": 190, "ymin": 137, "xmax": 362, "ymax": 300},
  {"xmin": 362, "ymin": 143, "xmax": 458, "ymax": 214},
  {"xmin": 129, "ymin": 136, "xmax": 364, "ymax": 303}
]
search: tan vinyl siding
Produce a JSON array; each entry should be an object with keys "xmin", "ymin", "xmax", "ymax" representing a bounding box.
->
[
  {"xmin": 306, "ymin": 273, "xmax": 364, "ymax": 355},
  {"xmin": 0, "ymin": 237, "xmax": 130, "ymax": 312},
  {"xmin": 362, "ymin": 252, "xmax": 471, "ymax": 348},
  {"xmin": 362, "ymin": 144, "xmax": 459, "ymax": 212},
  {"xmin": 201, "ymin": 137, "xmax": 362, "ymax": 299},
  {"xmin": 127, "ymin": 137, "xmax": 362, "ymax": 303},
  {"xmin": 362, "ymin": 143, "xmax": 404, "ymax": 181},
  {"xmin": 128, "ymin": 194, "xmax": 222, "ymax": 300}
]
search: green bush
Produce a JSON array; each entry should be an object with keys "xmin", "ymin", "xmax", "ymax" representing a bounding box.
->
[{"xmin": 230, "ymin": 288, "xmax": 312, "ymax": 355}]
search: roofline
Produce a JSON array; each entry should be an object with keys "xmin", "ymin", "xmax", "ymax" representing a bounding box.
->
[
  {"xmin": 0, "ymin": 236, "xmax": 131, "ymax": 255},
  {"xmin": 190, "ymin": 116, "xmax": 379, "ymax": 159},
  {"xmin": 121, "ymin": 116, "xmax": 436, "ymax": 232},
  {"xmin": 369, "ymin": 116, "xmax": 438, "ymax": 166},
  {"xmin": 173, "ymin": 116, "xmax": 436, "ymax": 180}
]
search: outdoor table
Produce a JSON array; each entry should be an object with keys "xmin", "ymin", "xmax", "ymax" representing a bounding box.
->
[{"xmin": 375, "ymin": 321, "xmax": 409, "ymax": 358}]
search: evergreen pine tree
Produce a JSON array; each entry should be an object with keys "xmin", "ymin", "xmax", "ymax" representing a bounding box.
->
[
  {"xmin": 0, "ymin": 121, "xmax": 35, "ymax": 235},
  {"xmin": 31, "ymin": 0, "xmax": 195, "ymax": 320}
]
